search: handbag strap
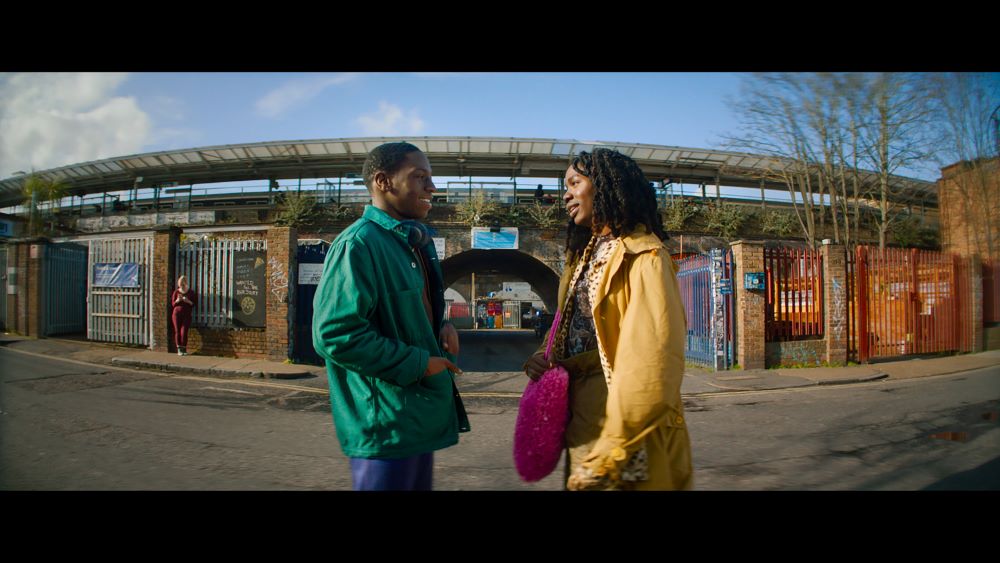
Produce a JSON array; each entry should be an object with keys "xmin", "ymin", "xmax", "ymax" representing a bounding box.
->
[{"xmin": 544, "ymin": 309, "xmax": 562, "ymax": 362}]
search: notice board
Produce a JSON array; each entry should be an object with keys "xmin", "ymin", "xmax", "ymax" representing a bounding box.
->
[{"xmin": 233, "ymin": 251, "xmax": 266, "ymax": 328}]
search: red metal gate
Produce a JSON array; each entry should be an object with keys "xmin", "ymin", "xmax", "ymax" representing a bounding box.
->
[
  {"xmin": 983, "ymin": 260, "xmax": 1000, "ymax": 324},
  {"xmin": 765, "ymin": 246, "xmax": 824, "ymax": 341},
  {"xmin": 855, "ymin": 246, "xmax": 975, "ymax": 362}
]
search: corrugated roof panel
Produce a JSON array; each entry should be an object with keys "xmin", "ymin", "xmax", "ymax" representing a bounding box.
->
[
  {"xmin": 323, "ymin": 142, "xmax": 347, "ymax": 154},
  {"xmin": 302, "ymin": 143, "xmax": 327, "ymax": 156},
  {"xmin": 94, "ymin": 162, "xmax": 115, "ymax": 173},
  {"xmin": 517, "ymin": 142, "xmax": 535, "ymax": 153},
  {"xmin": 199, "ymin": 150, "xmax": 225, "ymax": 161},
  {"xmin": 551, "ymin": 143, "xmax": 572, "ymax": 156},
  {"xmin": 447, "ymin": 140, "xmax": 462, "ymax": 152},
  {"xmin": 530, "ymin": 142, "xmax": 553, "ymax": 155},
  {"xmin": 141, "ymin": 157, "xmax": 162, "ymax": 167},
  {"xmin": 490, "ymin": 140, "xmax": 512, "ymax": 153},
  {"xmin": 631, "ymin": 148, "xmax": 654, "ymax": 160},
  {"xmin": 348, "ymin": 142, "xmax": 368, "ymax": 154},
  {"xmin": 427, "ymin": 140, "xmax": 449, "ymax": 153},
  {"xmin": 181, "ymin": 152, "xmax": 202, "ymax": 163},
  {"xmin": 249, "ymin": 147, "xmax": 272, "ymax": 159},
  {"xmin": 469, "ymin": 141, "xmax": 491, "ymax": 153}
]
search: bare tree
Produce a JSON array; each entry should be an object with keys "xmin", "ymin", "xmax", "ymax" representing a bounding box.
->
[
  {"xmin": 723, "ymin": 73, "xmax": 821, "ymax": 247},
  {"xmin": 854, "ymin": 72, "xmax": 938, "ymax": 249}
]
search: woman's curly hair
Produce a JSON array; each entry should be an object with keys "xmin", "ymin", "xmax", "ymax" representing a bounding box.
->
[{"xmin": 565, "ymin": 148, "xmax": 667, "ymax": 258}]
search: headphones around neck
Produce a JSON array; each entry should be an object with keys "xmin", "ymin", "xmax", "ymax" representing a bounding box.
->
[{"xmin": 400, "ymin": 220, "xmax": 433, "ymax": 249}]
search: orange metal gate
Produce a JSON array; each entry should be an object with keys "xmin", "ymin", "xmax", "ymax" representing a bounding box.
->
[
  {"xmin": 765, "ymin": 246, "xmax": 824, "ymax": 341},
  {"xmin": 855, "ymin": 246, "xmax": 976, "ymax": 362}
]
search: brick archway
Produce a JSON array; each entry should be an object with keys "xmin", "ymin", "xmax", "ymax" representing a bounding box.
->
[{"xmin": 440, "ymin": 249, "xmax": 561, "ymax": 313}]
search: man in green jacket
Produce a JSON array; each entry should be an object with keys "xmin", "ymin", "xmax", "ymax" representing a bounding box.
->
[{"xmin": 313, "ymin": 142, "xmax": 470, "ymax": 491}]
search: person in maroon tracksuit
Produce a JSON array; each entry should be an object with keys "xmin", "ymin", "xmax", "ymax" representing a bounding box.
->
[{"xmin": 171, "ymin": 275, "xmax": 196, "ymax": 356}]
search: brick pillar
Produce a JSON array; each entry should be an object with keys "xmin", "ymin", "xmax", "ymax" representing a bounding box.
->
[
  {"xmin": 731, "ymin": 240, "xmax": 765, "ymax": 370},
  {"xmin": 7, "ymin": 241, "xmax": 29, "ymax": 335},
  {"xmin": 822, "ymin": 241, "xmax": 849, "ymax": 366},
  {"xmin": 151, "ymin": 227, "xmax": 180, "ymax": 352},
  {"xmin": 266, "ymin": 226, "xmax": 296, "ymax": 361},
  {"xmin": 28, "ymin": 240, "xmax": 45, "ymax": 337},
  {"xmin": 970, "ymin": 255, "xmax": 984, "ymax": 352}
]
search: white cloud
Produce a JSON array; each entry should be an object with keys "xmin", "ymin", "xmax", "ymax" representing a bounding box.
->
[
  {"xmin": 254, "ymin": 73, "xmax": 361, "ymax": 118},
  {"xmin": 356, "ymin": 101, "xmax": 426, "ymax": 136},
  {"xmin": 0, "ymin": 72, "xmax": 151, "ymax": 177}
]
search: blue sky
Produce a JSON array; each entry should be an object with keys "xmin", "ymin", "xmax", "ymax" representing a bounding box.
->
[
  {"xmin": 4, "ymin": 71, "xmax": 979, "ymax": 188},
  {"xmin": 0, "ymin": 72, "xmax": 749, "ymax": 179}
]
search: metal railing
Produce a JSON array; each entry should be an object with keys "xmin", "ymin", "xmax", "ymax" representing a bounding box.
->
[
  {"xmin": 176, "ymin": 237, "xmax": 267, "ymax": 328},
  {"xmin": 765, "ymin": 246, "xmax": 824, "ymax": 341}
]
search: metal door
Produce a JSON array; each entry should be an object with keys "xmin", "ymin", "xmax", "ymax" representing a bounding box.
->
[
  {"xmin": 45, "ymin": 243, "xmax": 88, "ymax": 335},
  {"xmin": 294, "ymin": 239, "xmax": 329, "ymax": 365},
  {"xmin": 88, "ymin": 236, "xmax": 153, "ymax": 346},
  {"xmin": 855, "ymin": 246, "xmax": 971, "ymax": 362}
]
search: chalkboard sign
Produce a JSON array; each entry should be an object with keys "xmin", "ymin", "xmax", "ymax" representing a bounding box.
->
[{"xmin": 233, "ymin": 251, "xmax": 266, "ymax": 327}]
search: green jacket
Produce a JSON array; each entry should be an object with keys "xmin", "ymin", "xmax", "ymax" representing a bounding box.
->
[{"xmin": 313, "ymin": 205, "xmax": 470, "ymax": 459}]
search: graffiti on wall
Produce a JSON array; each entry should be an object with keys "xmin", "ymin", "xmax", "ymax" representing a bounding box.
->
[
  {"xmin": 831, "ymin": 278, "xmax": 846, "ymax": 342},
  {"xmin": 268, "ymin": 256, "xmax": 289, "ymax": 303}
]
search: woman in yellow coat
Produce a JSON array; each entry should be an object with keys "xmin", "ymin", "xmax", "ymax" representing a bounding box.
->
[{"xmin": 523, "ymin": 148, "xmax": 692, "ymax": 491}]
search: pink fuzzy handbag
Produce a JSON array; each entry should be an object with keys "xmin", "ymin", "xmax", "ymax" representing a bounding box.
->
[{"xmin": 513, "ymin": 309, "xmax": 569, "ymax": 482}]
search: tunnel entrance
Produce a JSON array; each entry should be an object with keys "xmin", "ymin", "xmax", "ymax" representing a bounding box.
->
[{"xmin": 440, "ymin": 249, "xmax": 561, "ymax": 331}]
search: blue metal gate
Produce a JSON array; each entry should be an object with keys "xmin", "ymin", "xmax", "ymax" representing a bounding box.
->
[
  {"xmin": 677, "ymin": 249, "xmax": 735, "ymax": 370},
  {"xmin": 45, "ymin": 243, "xmax": 88, "ymax": 335},
  {"xmin": 294, "ymin": 239, "xmax": 330, "ymax": 365}
]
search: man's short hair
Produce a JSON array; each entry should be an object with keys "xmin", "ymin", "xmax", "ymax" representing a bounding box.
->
[{"xmin": 362, "ymin": 142, "xmax": 423, "ymax": 191}]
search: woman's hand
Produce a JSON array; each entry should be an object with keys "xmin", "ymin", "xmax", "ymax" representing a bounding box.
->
[{"xmin": 523, "ymin": 351, "xmax": 552, "ymax": 381}]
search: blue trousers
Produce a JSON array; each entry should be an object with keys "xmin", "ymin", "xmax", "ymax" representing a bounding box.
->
[{"xmin": 349, "ymin": 452, "xmax": 434, "ymax": 491}]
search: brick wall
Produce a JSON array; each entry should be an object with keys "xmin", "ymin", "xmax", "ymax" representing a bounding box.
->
[
  {"xmin": 823, "ymin": 242, "xmax": 849, "ymax": 365},
  {"xmin": 186, "ymin": 327, "xmax": 269, "ymax": 358},
  {"xmin": 732, "ymin": 240, "xmax": 765, "ymax": 369},
  {"xmin": 766, "ymin": 339, "xmax": 827, "ymax": 367},
  {"xmin": 2, "ymin": 239, "xmax": 50, "ymax": 338},
  {"xmin": 938, "ymin": 158, "xmax": 1000, "ymax": 261},
  {"xmin": 151, "ymin": 227, "xmax": 180, "ymax": 352},
  {"xmin": 265, "ymin": 226, "xmax": 296, "ymax": 361},
  {"xmin": 153, "ymin": 228, "xmax": 284, "ymax": 360}
]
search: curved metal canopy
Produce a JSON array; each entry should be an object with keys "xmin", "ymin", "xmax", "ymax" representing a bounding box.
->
[{"xmin": 0, "ymin": 136, "xmax": 937, "ymax": 208}]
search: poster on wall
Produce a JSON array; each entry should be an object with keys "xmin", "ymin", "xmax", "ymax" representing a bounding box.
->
[
  {"xmin": 233, "ymin": 251, "xmax": 266, "ymax": 327},
  {"xmin": 93, "ymin": 263, "xmax": 140, "ymax": 288},
  {"xmin": 471, "ymin": 227, "xmax": 518, "ymax": 250}
]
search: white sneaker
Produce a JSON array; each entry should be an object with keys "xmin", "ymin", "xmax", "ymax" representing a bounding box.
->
[{"xmin": 177, "ymin": 350, "xmax": 183, "ymax": 356}]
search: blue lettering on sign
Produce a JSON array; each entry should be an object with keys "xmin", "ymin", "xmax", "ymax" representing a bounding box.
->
[{"xmin": 93, "ymin": 263, "xmax": 140, "ymax": 287}]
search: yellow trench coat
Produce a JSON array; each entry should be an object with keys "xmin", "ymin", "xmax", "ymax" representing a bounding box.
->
[{"xmin": 537, "ymin": 225, "xmax": 693, "ymax": 491}]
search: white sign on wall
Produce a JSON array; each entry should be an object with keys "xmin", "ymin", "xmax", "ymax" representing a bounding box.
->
[
  {"xmin": 433, "ymin": 237, "xmax": 446, "ymax": 259},
  {"xmin": 298, "ymin": 263, "xmax": 324, "ymax": 285}
]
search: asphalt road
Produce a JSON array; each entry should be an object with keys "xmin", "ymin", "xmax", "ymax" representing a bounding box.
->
[{"xmin": 2, "ymin": 342, "xmax": 998, "ymax": 491}]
